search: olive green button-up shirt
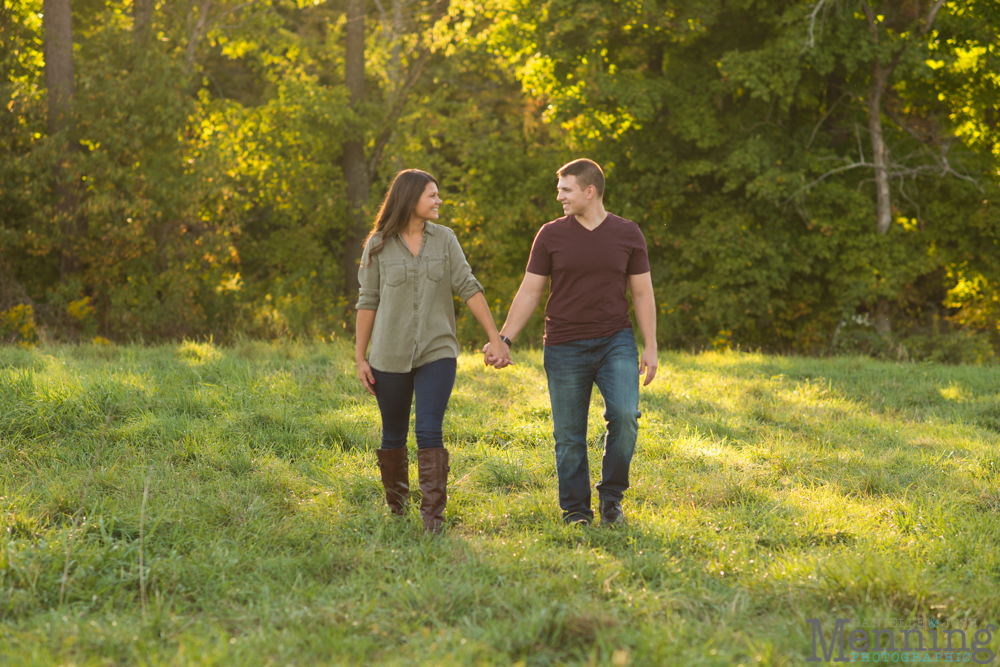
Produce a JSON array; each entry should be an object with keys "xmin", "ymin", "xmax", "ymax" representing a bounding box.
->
[{"xmin": 356, "ymin": 222, "xmax": 484, "ymax": 373}]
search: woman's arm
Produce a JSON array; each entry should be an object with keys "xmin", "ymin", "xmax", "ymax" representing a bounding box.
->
[
  {"xmin": 444, "ymin": 231, "xmax": 507, "ymax": 367},
  {"xmin": 355, "ymin": 308, "xmax": 377, "ymax": 395},
  {"xmin": 465, "ymin": 292, "xmax": 507, "ymax": 366}
]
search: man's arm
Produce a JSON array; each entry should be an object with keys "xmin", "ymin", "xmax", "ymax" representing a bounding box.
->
[
  {"xmin": 628, "ymin": 272, "xmax": 658, "ymax": 386},
  {"xmin": 501, "ymin": 272, "xmax": 548, "ymax": 340},
  {"xmin": 483, "ymin": 272, "xmax": 548, "ymax": 367}
]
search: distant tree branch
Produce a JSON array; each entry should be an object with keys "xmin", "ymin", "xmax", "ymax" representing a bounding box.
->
[
  {"xmin": 787, "ymin": 128, "xmax": 983, "ymax": 207},
  {"xmin": 186, "ymin": 0, "xmax": 258, "ymax": 67},
  {"xmin": 861, "ymin": 1, "xmax": 879, "ymax": 44},
  {"xmin": 806, "ymin": 91, "xmax": 850, "ymax": 150},
  {"xmin": 805, "ymin": 0, "xmax": 836, "ymax": 50},
  {"xmin": 186, "ymin": 0, "xmax": 213, "ymax": 67},
  {"xmin": 372, "ymin": 0, "xmax": 392, "ymax": 38},
  {"xmin": 205, "ymin": 1, "xmax": 257, "ymax": 31},
  {"xmin": 784, "ymin": 160, "xmax": 874, "ymax": 205},
  {"xmin": 366, "ymin": 0, "xmax": 450, "ymax": 180},
  {"xmin": 923, "ymin": 0, "xmax": 947, "ymax": 35}
]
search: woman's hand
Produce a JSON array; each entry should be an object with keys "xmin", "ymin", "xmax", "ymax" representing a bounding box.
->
[
  {"xmin": 483, "ymin": 338, "xmax": 511, "ymax": 369},
  {"xmin": 357, "ymin": 358, "xmax": 376, "ymax": 395},
  {"xmin": 464, "ymin": 292, "xmax": 511, "ymax": 369}
]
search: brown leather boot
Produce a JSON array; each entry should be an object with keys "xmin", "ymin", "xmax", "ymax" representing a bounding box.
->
[
  {"xmin": 376, "ymin": 448, "xmax": 409, "ymax": 516},
  {"xmin": 417, "ymin": 448, "xmax": 449, "ymax": 534}
]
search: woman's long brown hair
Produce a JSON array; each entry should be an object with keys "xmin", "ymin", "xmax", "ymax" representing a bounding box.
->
[{"xmin": 362, "ymin": 169, "xmax": 439, "ymax": 262}]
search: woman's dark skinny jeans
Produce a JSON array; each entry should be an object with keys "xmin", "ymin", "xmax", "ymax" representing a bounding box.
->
[{"xmin": 370, "ymin": 357, "xmax": 457, "ymax": 450}]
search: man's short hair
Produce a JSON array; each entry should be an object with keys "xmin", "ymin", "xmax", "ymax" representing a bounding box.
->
[{"xmin": 557, "ymin": 158, "xmax": 605, "ymax": 198}]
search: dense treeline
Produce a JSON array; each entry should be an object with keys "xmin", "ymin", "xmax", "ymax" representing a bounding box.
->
[{"xmin": 1, "ymin": 0, "xmax": 998, "ymax": 359}]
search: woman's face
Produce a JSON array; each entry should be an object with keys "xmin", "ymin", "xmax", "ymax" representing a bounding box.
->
[{"xmin": 412, "ymin": 181, "xmax": 442, "ymax": 222}]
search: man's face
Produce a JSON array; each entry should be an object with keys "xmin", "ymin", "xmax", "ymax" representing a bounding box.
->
[{"xmin": 556, "ymin": 175, "xmax": 592, "ymax": 217}]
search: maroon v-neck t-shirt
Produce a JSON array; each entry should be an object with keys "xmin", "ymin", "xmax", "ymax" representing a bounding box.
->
[{"xmin": 526, "ymin": 213, "xmax": 650, "ymax": 346}]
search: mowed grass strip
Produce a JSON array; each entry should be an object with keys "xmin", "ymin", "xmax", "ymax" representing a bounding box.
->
[{"xmin": 1, "ymin": 340, "xmax": 1000, "ymax": 666}]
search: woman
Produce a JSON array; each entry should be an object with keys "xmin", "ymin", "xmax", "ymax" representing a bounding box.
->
[{"xmin": 355, "ymin": 169, "xmax": 507, "ymax": 534}]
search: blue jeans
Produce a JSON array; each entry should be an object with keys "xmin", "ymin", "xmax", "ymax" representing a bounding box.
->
[
  {"xmin": 370, "ymin": 357, "xmax": 457, "ymax": 450},
  {"xmin": 543, "ymin": 328, "xmax": 641, "ymax": 522}
]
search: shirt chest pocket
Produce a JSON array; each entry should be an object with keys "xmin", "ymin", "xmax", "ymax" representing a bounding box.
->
[
  {"xmin": 423, "ymin": 256, "xmax": 446, "ymax": 282},
  {"xmin": 383, "ymin": 262, "xmax": 408, "ymax": 288}
]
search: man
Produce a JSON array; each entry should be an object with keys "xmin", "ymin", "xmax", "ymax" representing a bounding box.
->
[{"xmin": 485, "ymin": 158, "xmax": 658, "ymax": 525}]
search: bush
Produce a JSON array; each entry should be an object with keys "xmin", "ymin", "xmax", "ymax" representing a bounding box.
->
[
  {"xmin": 831, "ymin": 313, "xmax": 997, "ymax": 365},
  {"xmin": 903, "ymin": 330, "xmax": 997, "ymax": 365},
  {"xmin": 0, "ymin": 304, "xmax": 39, "ymax": 346}
]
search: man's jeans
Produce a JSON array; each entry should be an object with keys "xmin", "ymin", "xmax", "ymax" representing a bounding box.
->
[{"xmin": 543, "ymin": 328, "xmax": 641, "ymax": 522}]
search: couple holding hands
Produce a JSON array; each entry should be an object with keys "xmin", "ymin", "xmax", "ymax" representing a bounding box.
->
[{"xmin": 354, "ymin": 159, "xmax": 658, "ymax": 534}]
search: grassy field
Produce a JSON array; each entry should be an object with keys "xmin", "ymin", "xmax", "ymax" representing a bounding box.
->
[{"xmin": 2, "ymin": 340, "xmax": 1000, "ymax": 666}]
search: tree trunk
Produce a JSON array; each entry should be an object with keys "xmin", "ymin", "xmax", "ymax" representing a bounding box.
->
[
  {"xmin": 862, "ymin": 2, "xmax": 895, "ymax": 336},
  {"xmin": 874, "ymin": 297, "xmax": 891, "ymax": 338},
  {"xmin": 868, "ymin": 71, "xmax": 893, "ymax": 337},
  {"xmin": 858, "ymin": 0, "xmax": 946, "ymax": 340},
  {"xmin": 868, "ymin": 65, "xmax": 892, "ymax": 236},
  {"xmin": 341, "ymin": 0, "xmax": 370, "ymax": 297},
  {"xmin": 134, "ymin": 0, "xmax": 154, "ymax": 46},
  {"xmin": 43, "ymin": 0, "xmax": 80, "ymax": 279},
  {"xmin": 385, "ymin": 0, "xmax": 404, "ymax": 171},
  {"xmin": 186, "ymin": 0, "xmax": 212, "ymax": 68},
  {"xmin": 388, "ymin": 0, "xmax": 402, "ymax": 103},
  {"xmin": 864, "ymin": 0, "xmax": 945, "ymax": 236}
]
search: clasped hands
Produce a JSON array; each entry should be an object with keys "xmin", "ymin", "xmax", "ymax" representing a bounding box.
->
[{"xmin": 482, "ymin": 338, "xmax": 512, "ymax": 369}]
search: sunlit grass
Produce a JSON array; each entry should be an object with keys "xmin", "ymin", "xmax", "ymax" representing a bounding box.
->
[{"xmin": 1, "ymin": 342, "xmax": 1000, "ymax": 665}]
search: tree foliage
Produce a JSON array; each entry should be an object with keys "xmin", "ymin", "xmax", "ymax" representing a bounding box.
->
[{"xmin": 1, "ymin": 0, "xmax": 998, "ymax": 358}]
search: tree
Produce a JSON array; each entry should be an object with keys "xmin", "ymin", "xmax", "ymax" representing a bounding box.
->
[
  {"xmin": 799, "ymin": 0, "xmax": 954, "ymax": 334},
  {"xmin": 42, "ymin": 0, "xmax": 78, "ymax": 279},
  {"xmin": 341, "ymin": 0, "xmax": 370, "ymax": 296},
  {"xmin": 859, "ymin": 0, "xmax": 947, "ymax": 237},
  {"xmin": 487, "ymin": 0, "xmax": 997, "ymax": 354},
  {"xmin": 339, "ymin": 0, "xmax": 451, "ymax": 297},
  {"xmin": 133, "ymin": 0, "xmax": 153, "ymax": 47},
  {"xmin": 4, "ymin": 0, "xmax": 998, "ymax": 353}
]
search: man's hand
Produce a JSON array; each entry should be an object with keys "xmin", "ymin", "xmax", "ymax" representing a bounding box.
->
[
  {"xmin": 639, "ymin": 348, "xmax": 658, "ymax": 386},
  {"xmin": 488, "ymin": 272, "xmax": 546, "ymax": 369},
  {"xmin": 356, "ymin": 359, "xmax": 376, "ymax": 395},
  {"xmin": 483, "ymin": 340, "xmax": 512, "ymax": 369}
]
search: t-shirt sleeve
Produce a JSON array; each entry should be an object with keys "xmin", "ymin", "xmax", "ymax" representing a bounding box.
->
[
  {"xmin": 525, "ymin": 226, "xmax": 552, "ymax": 276},
  {"xmin": 626, "ymin": 226, "xmax": 651, "ymax": 275}
]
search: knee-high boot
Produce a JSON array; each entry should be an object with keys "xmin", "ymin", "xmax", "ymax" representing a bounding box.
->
[
  {"xmin": 376, "ymin": 447, "xmax": 409, "ymax": 516},
  {"xmin": 417, "ymin": 448, "xmax": 449, "ymax": 534}
]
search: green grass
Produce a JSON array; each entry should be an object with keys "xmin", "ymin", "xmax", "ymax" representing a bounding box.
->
[{"xmin": 2, "ymin": 340, "xmax": 1000, "ymax": 665}]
